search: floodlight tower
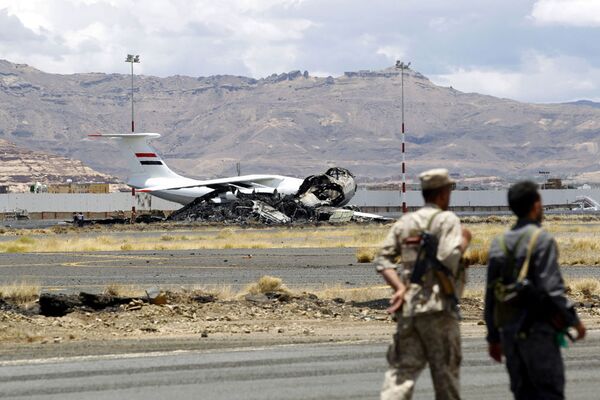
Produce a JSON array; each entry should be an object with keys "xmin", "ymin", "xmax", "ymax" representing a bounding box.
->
[
  {"xmin": 396, "ymin": 60, "xmax": 411, "ymax": 213},
  {"xmin": 125, "ymin": 54, "xmax": 140, "ymax": 132}
]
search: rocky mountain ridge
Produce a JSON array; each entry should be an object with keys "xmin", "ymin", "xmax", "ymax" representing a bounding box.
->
[{"xmin": 1, "ymin": 59, "xmax": 599, "ymax": 185}]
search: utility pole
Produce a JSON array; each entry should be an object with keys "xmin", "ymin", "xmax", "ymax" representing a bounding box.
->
[
  {"xmin": 396, "ymin": 60, "xmax": 411, "ymax": 213},
  {"xmin": 125, "ymin": 54, "xmax": 140, "ymax": 132}
]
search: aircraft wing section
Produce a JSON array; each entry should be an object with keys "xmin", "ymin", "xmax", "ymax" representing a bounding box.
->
[{"xmin": 138, "ymin": 175, "xmax": 283, "ymax": 193}]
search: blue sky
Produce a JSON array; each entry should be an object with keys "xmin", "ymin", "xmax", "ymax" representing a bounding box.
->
[{"xmin": 0, "ymin": 0, "xmax": 599, "ymax": 103}]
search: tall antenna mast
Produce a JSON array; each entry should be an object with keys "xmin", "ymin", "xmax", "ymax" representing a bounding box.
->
[
  {"xmin": 125, "ymin": 54, "xmax": 140, "ymax": 132},
  {"xmin": 396, "ymin": 60, "xmax": 411, "ymax": 214}
]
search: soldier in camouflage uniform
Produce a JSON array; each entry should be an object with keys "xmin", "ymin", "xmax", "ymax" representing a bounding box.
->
[
  {"xmin": 376, "ymin": 168, "xmax": 472, "ymax": 400},
  {"xmin": 485, "ymin": 181, "xmax": 586, "ymax": 399}
]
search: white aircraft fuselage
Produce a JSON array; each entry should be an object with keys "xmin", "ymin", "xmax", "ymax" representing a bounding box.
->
[
  {"xmin": 90, "ymin": 133, "xmax": 306, "ymax": 205},
  {"xmin": 139, "ymin": 174, "xmax": 304, "ymax": 205}
]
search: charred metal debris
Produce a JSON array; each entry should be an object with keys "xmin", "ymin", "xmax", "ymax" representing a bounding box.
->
[{"xmin": 168, "ymin": 168, "xmax": 384, "ymax": 224}]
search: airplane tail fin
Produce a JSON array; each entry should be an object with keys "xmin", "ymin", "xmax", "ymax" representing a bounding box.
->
[{"xmin": 88, "ymin": 133, "xmax": 183, "ymax": 187}]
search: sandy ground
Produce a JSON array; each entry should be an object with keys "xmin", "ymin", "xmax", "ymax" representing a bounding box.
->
[
  {"xmin": 1, "ymin": 220, "xmax": 599, "ymax": 361},
  {"xmin": 2, "ymin": 292, "xmax": 599, "ymax": 362}
]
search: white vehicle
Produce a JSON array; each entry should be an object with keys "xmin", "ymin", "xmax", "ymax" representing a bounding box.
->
[{"xmin": 90, "ymin": 133, "xmax": 356, "ymax": 206}]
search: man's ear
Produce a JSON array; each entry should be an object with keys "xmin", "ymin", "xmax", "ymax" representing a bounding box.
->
[{"xmin": 530, "ymin": 199, "xmax": 542, "ymax": 220}]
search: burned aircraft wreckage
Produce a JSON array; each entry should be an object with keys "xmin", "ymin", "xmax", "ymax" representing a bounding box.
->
[
  {"xmin": 168, "ymin": 167, "xmax": 382, "ymax": 223},
  {"xmin": 92, "ymin": 133, "xmax": 385, "ymax": 223}
]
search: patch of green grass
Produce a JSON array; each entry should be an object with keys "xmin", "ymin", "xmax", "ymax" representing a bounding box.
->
[
  {"xmin": 16, "ymin": 236, "xmax": 35, "ymax": 245},
  {"xmin": 3, "ymin": 245, "xmax": 28, "ymax": 253}
]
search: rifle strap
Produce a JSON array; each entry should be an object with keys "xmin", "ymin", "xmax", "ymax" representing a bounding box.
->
[
  {"xmin": 518, "ymin": 228, "xmax": 543, "ymax": 281},
  {"xmin": 497, "ymin": 226, "xmax": 542, "ymax": 283}
]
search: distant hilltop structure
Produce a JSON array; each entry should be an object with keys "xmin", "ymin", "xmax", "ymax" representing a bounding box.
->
[
  {"xmin": 343, "ymin": 68, "xmax": 428, "ymax": 80},
  {"xmin": 262, "ymin": 70, "xmax": 310, "ymax": 83},
  {"xmin": 344, "ymin": 70, "xmax": 399, "ymax": 78}
]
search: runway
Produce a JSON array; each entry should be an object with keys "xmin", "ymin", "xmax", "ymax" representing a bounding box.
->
[
  {"xmin": 0, "ymin": 333, "xmax": 598, "ymax": 399},
  {"xmin": 0, "ymin": 248, "xmax": 380, "ymax": 292},
  {"xmin": 0, "ymin": 248, "xmax": 598, "ymax": 293}
]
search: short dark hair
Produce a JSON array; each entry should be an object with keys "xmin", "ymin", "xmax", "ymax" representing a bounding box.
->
[
  {"xmin": 422, "ymin": 187, "xmax": 446, "ymax": 203},
  {"xmin": 508, "ymin": 181, "xmax": 540, "ymax": 218}
]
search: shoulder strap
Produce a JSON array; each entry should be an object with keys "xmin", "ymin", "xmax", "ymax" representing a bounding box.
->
[
  {"xmin": 425, "ymin": 210, "xmax": 443, "ymax": 231},
  {"xmin": 517, "ymin": 228, "xmax": 543, "ymax": 281}
]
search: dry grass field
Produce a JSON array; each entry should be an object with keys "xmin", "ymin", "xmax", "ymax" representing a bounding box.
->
[
  {"xmin": 1, "ymin": 216, "xmax": 600, "ymax": 266},
  {"xmin": 2, "ymin": 275, "xmax": 598, "ymax": 307}
]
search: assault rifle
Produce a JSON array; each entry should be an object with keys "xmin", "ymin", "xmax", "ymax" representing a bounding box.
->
[{"xmin": 409, "ymin": 232, "xmax": 460, "ymax": 309}]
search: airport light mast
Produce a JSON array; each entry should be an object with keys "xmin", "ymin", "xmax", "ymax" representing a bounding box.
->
[
  {"xmin": 396, "ymin": 60, "xmax": 410, "ymax": 214},
  {"xmin": 125, "ymin": 54, "xmax": 140, "ymax": 132}
]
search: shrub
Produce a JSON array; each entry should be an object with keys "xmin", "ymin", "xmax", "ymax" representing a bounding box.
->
[
  {"xmin": 216, "ymin": 228, "xmax": 235, "ymax": 239},
  {"xmin": 356, "ymin": 247, "xmax": 377, "ymax": 263},
  {"xmin": 0, "ymin": 281, "xmax": 40, "ymax": 303},
  {"xmin": 246, "ymin": 275, "xmax": 289, "ymax": 294}
]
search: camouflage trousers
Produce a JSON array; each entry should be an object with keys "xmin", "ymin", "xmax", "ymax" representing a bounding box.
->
[{"xmin": 381, "ymin": 311, "xmax": 461, "ymax": 400}]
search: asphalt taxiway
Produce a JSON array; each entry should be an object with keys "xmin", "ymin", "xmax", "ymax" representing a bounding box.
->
[{"xmin": 0, "ymin": 248, "xmax": 598, "ymax": 293}]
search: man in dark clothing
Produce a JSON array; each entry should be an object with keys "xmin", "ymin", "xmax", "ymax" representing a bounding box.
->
[{"xmin": 484, "ymin": 181, "xmax": 585, "ymax": 400}]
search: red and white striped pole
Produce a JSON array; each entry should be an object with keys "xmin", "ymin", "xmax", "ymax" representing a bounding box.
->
[{"xmin": 396, "ymin": 60, "xmax": 411, "ymax": 214}]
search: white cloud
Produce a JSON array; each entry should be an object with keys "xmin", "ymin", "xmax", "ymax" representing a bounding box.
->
[
  {"xmin": 242, "ymin": 44, "xmax": 299, "ymax": 78},
  {"xmin": 0, "ymin": 0, "xmax": 598, "ymax": 103},
  {"xmin": 0, "ymin": 0, "xmax": 312, "ymax": 77},
  {"xmin": 530, "ymin": 0, "xmax": 600, "ymax": 26},
  {"xmin": 376, "ymin": 45, "xmax": 406, "ymax": 62},
  {"xmin": 432, "ymin": 68, "xmax": 521, "ymax": 99},
  {"xmin": 431, "ymin": 52, "xmax": 600, "ymax": 103}
]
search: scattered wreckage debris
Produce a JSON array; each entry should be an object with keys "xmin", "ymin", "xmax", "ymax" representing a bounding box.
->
[
  {"xmin": 64, "ymin": 211, "xmax": 167, "ymax": 227},
  {"xmin": 28, "ymin": 288, "xmax": 392, "ymax": 319},
  {"xmin": 36, "ymin": 289, "xmax": 224, "ymax": 317},
  {"xmin": 39, "ymin": 292, "xmax": 137, "ymax": 317},
  {"xmin": 6, "ymin": 288, "xmax": 596, "ymax": 322},
  {"xmin": 168, "ymin": 167, "xmax": 388, "ymax": 224},
  {"xmin": 3, "ymin": 208, "xmax": 30, "ymax": 221}
]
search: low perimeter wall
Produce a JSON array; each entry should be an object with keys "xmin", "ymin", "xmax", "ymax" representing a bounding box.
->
[
  {"xmin": 2, "ymin": 189, "xmax": 600, "ymax": 219},
  {"xmin": 0, "ymin": 192, "xmax": 180, "ymax": 219}
]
